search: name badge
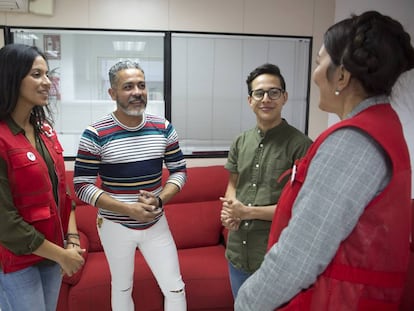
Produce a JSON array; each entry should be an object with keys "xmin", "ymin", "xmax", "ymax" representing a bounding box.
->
[{"xmin": 27, "ymin": 152, "xmax": 36, "ymax": 161}]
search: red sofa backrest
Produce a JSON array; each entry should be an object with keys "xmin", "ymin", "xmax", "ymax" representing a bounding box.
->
[
  {"xmin": 164, "ymin": 166, "xmax": 229, "ymax": 249},
  {"xmin": 166, "ymin": 166, "xmax": 229, "ymax": 204},
  {"xmin": 66, "ymin": 165, "xmax": 229, "ymax": 252}
]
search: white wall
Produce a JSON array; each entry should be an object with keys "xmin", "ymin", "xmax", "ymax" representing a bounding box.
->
[
  {"xmin": 335, "ymin": 0, "xmax": 414, "ymax": 35},
  {"xmin": 329, "ymin": 0, "xmax": 414, "ymax": 126},
  {"xmin": 333, "ymin": 0, "xmax": 414, "ymax": 198}
]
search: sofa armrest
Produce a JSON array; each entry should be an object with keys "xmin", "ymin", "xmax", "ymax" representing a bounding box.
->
[
  {"xmin": 62, "ymin": 230, "xmax": 89, "ymax": 285},
  {"xmin": 220, "ymin": 227, "xmax": 229, "ymax": 247}
]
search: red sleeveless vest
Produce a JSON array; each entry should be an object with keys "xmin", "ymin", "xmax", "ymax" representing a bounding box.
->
[
  {"xmin": 268, "ymin": 104, "xmax": 411, "ymax": 310},
  {"xmin": 0, "ymin": 121, "xmax": 71, "ymax": 273}
]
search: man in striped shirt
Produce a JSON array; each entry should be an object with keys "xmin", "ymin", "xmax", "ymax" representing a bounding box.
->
[{"xmin": 73, "ymin": 60, "xmax": 187, "ymax": 311}]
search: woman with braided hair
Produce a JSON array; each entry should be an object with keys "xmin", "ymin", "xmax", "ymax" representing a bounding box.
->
[{"xmin": 235, "ymin": 11, "xmax": 414, "ymax": 311}]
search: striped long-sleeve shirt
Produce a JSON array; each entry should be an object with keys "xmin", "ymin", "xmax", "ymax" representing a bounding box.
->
[{"xmin": 74, "ymin": 112, "xmax": 187, "ymax": 229}]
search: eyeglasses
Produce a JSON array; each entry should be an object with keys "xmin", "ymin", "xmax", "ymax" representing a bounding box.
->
[{"xmin": 250, "ymin": 88, "xmax": 285, "ymax": 101}]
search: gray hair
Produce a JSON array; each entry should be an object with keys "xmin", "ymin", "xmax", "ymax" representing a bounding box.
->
[{"xmin": 108, "ymin": 60, "xmax": 144, "ymax": 87}]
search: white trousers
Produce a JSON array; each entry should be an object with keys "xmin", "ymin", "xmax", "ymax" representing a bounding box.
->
[{"xmin": 97, "ymin": 215, "xmax": 186, "ymax": 311}]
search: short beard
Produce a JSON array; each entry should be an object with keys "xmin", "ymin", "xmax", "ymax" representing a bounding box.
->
[
  {"xmin": 117, "ymin": 97, "xmax": 146, "ymax": 117},
  {"xmin": 120, "ymin": 106, "xmax": 145, "ymax": 117}
]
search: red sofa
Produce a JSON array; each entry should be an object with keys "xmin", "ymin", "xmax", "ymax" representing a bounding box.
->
[{"xmin": 57, "ymin": 165, "xmax": 234, "ymax": 311}]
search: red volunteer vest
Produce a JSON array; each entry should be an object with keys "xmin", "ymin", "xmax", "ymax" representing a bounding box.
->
[
  {"xmin": 0, "ymin": 121, "xmax": 71, "ymax": 273},
  {"xmin": 268, "ymin": 104, "xmax": 411, "ymax": 311}
]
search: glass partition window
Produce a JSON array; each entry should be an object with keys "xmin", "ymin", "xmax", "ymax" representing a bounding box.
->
[
  {"xmin": 171, "ymin": 33, "xmax": 311, "ymax": 155},
  {"xmin": 11, "ymin": 28, "xmax": 165, "ymax": 157},
  {"xmin": 9, "ymin": 28, "xmax": 310, "ymax": 158}
]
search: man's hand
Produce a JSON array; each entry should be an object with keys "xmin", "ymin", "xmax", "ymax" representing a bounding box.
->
[
  {"xmin": 138, "ymin": 190, "xmax": 159, "ymax": 208},
  {"xmin": 220, "ymin": 197, "xmax": 246, "ymax": 219},
  {"xmin": 127, "ymin": 201, "xmax": 163, "ymax": 222},
  {"xmin": 221, "ymin": 213, "xmax": 241, "ymax": 231},
  {"xmin": 220, "ymin": 197, "xmax": 242, "ymax": 231}
]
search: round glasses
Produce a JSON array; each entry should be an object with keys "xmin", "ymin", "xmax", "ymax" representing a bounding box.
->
[{"xmin": 250, "ymin": 87, "xmax": 285, "ymax": 101}]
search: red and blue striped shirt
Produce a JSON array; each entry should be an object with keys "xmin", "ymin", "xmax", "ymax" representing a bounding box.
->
[{"xmin": 74, "ymin": 113, "xmax": 187, "ymax": 229}]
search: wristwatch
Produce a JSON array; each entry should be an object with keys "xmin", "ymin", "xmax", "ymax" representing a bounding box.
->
[{"xmin": 157, "ymin": 196, "xmax": 163, "ymax": 209}]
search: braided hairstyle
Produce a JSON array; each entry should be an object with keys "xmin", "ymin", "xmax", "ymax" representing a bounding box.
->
[{"xmin": 323, "ymin": 11, "xmax": 414, "ymax": 96}]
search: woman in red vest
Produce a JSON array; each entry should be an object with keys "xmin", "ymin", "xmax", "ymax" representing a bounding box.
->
[
  {"xmin": 0, "ymin": 44, "xmax": 85, "ymax": 311},
  {"xmin": 235, "ymin": 11, "xmax": 414, "ymax": 311}
]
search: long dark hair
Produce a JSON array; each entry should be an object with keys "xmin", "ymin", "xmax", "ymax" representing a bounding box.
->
[
  {"xmin": 323, "ymin": 11, "xmax": 414, "ymax": 96},
  {"xmin": 0, "ymin": 43, "xmax": 53, "ymax": 126}
]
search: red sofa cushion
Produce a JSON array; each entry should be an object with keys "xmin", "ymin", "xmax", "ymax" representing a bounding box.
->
[
  {"xmin": 179, "ymin": 246, "xmax": 233, "ymax": 310},
  {"xmin": 75, "ymin": 204, "xmax": 102, "ymax": 252},
  {"xmin": 67, "ymin": 252, "xmax": 113, "ymax": 311},
  {"xmin": 67, "ymin": 251, "xmax": 163, "ymax": 311},
  {"xmin": 66, "ymin": 246, "xmax": 232, "ymax": 311},
  {"xmin": 167, "ymin": 166, "xmax": 228, "ymax": 204},
  {"xmin": 165, "ymin": 200, "xmax": 223, "ymax": 249}
]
